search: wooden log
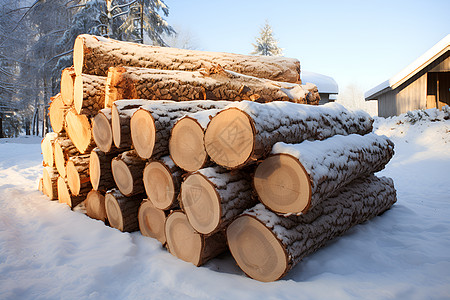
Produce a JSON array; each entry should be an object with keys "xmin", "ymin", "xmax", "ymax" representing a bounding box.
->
[
  {"xmin": 105, "ymin": 188, "xmax": 143, "ymax": 232},
  {"xmin": 104, "ymin": 65, "xmax": 318, "ymax": 107},
  {"xmin": 227, "ymin": 175, "xmax": 397, "ymax": 282},
  {"xmin": 138, "ymin": 200, "xmax": 168, "ymax": 245},
  {"xmin": 111, "ymin": 150, "xmax": 147, "ymax": 196},
  {"xmin": 73, "ymin": 34, "xmax": 301, "ymax": 83},
  {"xmin": 74, "ymin": 73, "xmax": 107, "ymax": 117},
  {"xmin": 54, "ymin": 135, "xmax": 80, "ymax": 178},
  {"xmin": 42, "ymin": 166, "xmax": 58, "ymax": 200},
  {"xmin": 85, "ymin": 189, "xmax": 107, "ymax": 222},
  {"xmin": 57, "ymin": 176, "xmax": 86, "ymax": 208},
  {"xmin": 254, "ymin": 133, "xmax": 395, "ymax": 215},
  {"xmin": 41, "ymin": 132, "xmax": 58, "ymax": 167},
  {"xmin": 92, "ymin": 108, "xmax": 116, "ymax": 152},
  {"xmin": 60, "ymin": 67, "xmax": 76, "ymax": 105},
  {"xmin": 143, "ymin": 156, "xmax": 183, "ymax": 210},
  {"xmin": 165, "ymin": 211, "xmax": 228, "ymax": 267},
  {"xmin": 89, "ymin": 148, "xmax": 117, "ymax": 192},
  {"xmin": 65, "ymin": 108, "xmax": 96, "ymax": 154},
  {"xmin": 38, "ymin": 177, "xmax": 44, "ymax": 193},
  {"xmin": 204, "ymin": 101, "xmax": 374, "ymax": 169},
  {"xmin": 66, "ymin": 154, "xmax": 91, "ymax": 196},
  {"xmin": 169, "ymin": 107, "xmax": 227, "ymax": 172},
  {"xmin": 129, "ymin": 100, "xmax": 230, "ymax": 159},
  {"xmin": 48, "ymin": 93, "xmax": 69, "ymax": 133},
  {"xmin": 180, "ymin": 166, "xmax": 256, "ymax": 235}
]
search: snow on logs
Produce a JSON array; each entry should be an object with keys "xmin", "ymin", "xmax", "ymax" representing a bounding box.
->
[
  {"xmin": 227, "ymin": 175, "xmax": 397, "ymax": 282},
  {"xmin": 204, "ymin": 101, "xmax": 374, "ymax": 169},
  {"xmin": 73, "ymin": 34, "xmax": 301, "ymax": 83}
]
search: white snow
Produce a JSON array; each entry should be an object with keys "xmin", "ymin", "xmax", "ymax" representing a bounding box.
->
[
  {"xmin": 301, "ymin": 70, "xmax": 339, "ymax": 94},
  {"xmin": 1, "ymin": 110, "xmax": 449, "ymax": 299}
]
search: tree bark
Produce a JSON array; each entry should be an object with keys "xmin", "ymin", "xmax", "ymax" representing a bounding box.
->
[
  {"xmin": 74, "ymin": 73, "xmax": 107, "ymax": 117},
  {"xmin": 48, "ymin": 93, "xmax": 69, "ymax": 133},
  {"xmin": 89, "ymin": 147, "xmax": 118, "ymax": 192},
  {"xmin": 227, "ymin": 175, "xmax": 397, "ymax": 282},
  {"xmin": 60, "ymin": 67, "xmax": 76, "ymax": 105},
  {"xmin": 104, "ymin": 65, "xmax": 318, "ymax": 107},
  {"xmin": 105, "ymin": 188, "xmax": 143, "ymax": 232},
  {"xmin": 85, "ymin": 189, "xmax": 107, "ymax": 222},
  {"xmin": 180, "ymin": 165, "xmax": 257, "ymax": 235},
  {"xmin": 66, "ymin": 154, "xmax": 91, "ymax": 196},
  {"xmin": 54, "ymin": 134, "xmax": 80, "ymax": 178},
  {"xmin": 57, "ymin": 176, "xmax": 86, "ymax": 208},
  {"xmin": 204, "ymin": 101, "xmax": 374, "ymax": 169},
  {"xmin": 138, "ymin": 200, "xmax": 169, "ymax": 245},
  {"xmin": 65, "ymin": 108, "xmax": 96, "ymax": 154},
  {"xmin": 73, "ymin": 34, "xmax": 301, "ymax": 83},
  {"xmin": 111, "ymin": 150, "xmax": 147, "ymax": 196},
  {"xmin": 43, "ymin": 166, "xmax": 58, "ymax": 200},
  {"xmin": 41, "ymin": 132, "xmax": 58, "ymax": 167}
]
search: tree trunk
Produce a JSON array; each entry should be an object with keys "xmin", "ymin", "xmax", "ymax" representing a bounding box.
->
[
  {"xmin": 180, "ymin": 165, "xmax": 256, "ymax": 235},
  {"xmin": 54, "ymin": 134, "xmax": 80, "ymax": 178},
  {"xmin": 104, "ymin": 66, "xmax": 318, "ymax": 107},
  {"xmin": 41, "ymin": 132, "xmax": 58, "ymax": 167},
  {"xmin": 85, "ymin": 189, "xmax": 107, "ymax": 222},
  {"xmin": 57, "ymin": 176, "xmax": 86, "ymax": 208},
  {"xmin": 92, "ymin": 108, "xmax": 117, "ymax": 153},
  {"xmin": 65, "ymin": 108, "xmax": 96, "ymax": 154},
  {"xmin": 143, "ymin": 156, "xmax": 183, "ymax": 210},
  {"xmin": 73, "ymin": 34, "xmax": 301, "ymax": 83},
  {"xmin": 89, "ymin": 147, "xmax": 118, "ymax": 192},
  {"xmin": 74, "ymin": 73, "xmax": 107, "ymax": 117},
  {"xmin": 42, "ymin": 166, "xmax": 58, "ymax": 200},
  {"xmin": 138, "ymin": 200, "xmax": 169, "ymax": 245},
  {"xmin": 61, "ymin": 67, "xmax": 76, "ymax": 105},
  {"xmin": 105, "ymin": 188, "xmax": 143, "ymax": 232},
  {"xmin": 129, "ymin": 100, "xmax": 230, "ymax": 159},
  {"xmin": 111, "ymin": 149, "xmax": 147, "ymax": 196},
  {"xmin": 165, "ymin": 211, "xmax": 228, "ymax": 267},
  {"xmin": 254, "ymin": 133, "xmax": 395, "ymax": 215},
  {"xmin": 204, "ymin": 101, "xmax": 374, "ymax": 169},
  {"xmin": 227, "ymin": 175, "xmax": 397, "ymax": 282},
  {"xmin": 48, "ymin": 93, "xmax": 69, "ymax": 133},
  {"xmin": 66, "ymin": 154, "xmax": 91, "ymax": 196}
]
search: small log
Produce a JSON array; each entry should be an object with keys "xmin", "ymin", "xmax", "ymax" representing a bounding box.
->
[
  {"xmin": 138, "ymin": 200, "xmax": 168, "ymax": 245},
  {"xmin": 65, "ymin": 108, "xmax": 96, "ymax": 154},
  {"xmin": 92, "ymin": 108, "xmax": 116, "ymax": 152},
  {"xmin": 74, "ymin": 73, "xmax": 107, "ymax": 117},
  {"xmin": 85, "ymin": 189, "xmax": 107, "ymax": 222},
  {"xmin": 89, "ymin": 147, "xmax": 117, "ymax": 192},
  {"xmin": 227, "ymin": 175, "xmax": 397, "ymax": 282},
  {"xmin": 180, "ymin": 166, "xmax": 256, "ymax": 235},
  {"xmin": 111, "ymin": 150, "xmax": 147, "ymax": 196},
  {"xmin": 104, "ymin": 66, "xmax": 318, "ymax": 107},
  {"xmin": 60, "ymin": 67, "xmax": 76, "ymax": 105},
  {"xmin": 105, "ymin": 188, "xmax": 143, "ymax": 232},
  {"xmin": 254, "ymin": 133, "xmax": 395, "ymax": 215},
  {"xmin": 57, "ymin": 176, "xmax": 86, "ymax": 208},
  {"xmin": 41, "ymin": 132, "xmax": 58, "ymax": 167},
  {"xmin": 204, "ymin": 101, "xmax": 374, "ymax": 169},
  {"xmin": 143, "ymin": 156, "xmax": 183, "ymax": 210},
  {"xmin": 165, "ymin": 211, "xmax": 228, "ymax": 267},
  {"xmin": 54, "ymin": 135, "xmax": 79, "ymax": 178},
  {"xmin": 73, "ymin": 34, "xmax": 301, "ymax": 82},
  {"xmin": 48, "ymin": 93, "xmax": 69, "ymax": 133},
  {"xmin": 66, "ymin": 154, "xmax": 91, "ymax": 196},
  {"xmin": 43, "ymin": 166, "xmax": 58, "ymax": 200},
  {"xmin": 38, "ymin": 177, "xmax": 44, "ymax": 193}
]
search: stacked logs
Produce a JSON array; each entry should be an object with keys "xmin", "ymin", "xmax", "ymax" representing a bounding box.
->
[{"xmin": 37, "ymin": 34, "xmax": 397, "ymax": 282}]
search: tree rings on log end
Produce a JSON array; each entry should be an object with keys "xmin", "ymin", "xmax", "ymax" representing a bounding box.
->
[
  {"xmin": 41, "ymin": 136, "xmax": 55, "ymax": 168},
  {"xmin": 65, "ymin": 109, "xmax": 92, "ymax": 154},
  {"xmin": 49, "ymin": 94, "xmax": 66, "ymax": 133},
  {"xmin": 254, "ymin": 154, "xmax": 311, "ymax": 215},
  {"xmin": 73, "ymin": 37, "xmax": 84, "ymax": 76},
  {"xmin": 111, "ymin": 104, "xmax": 126, "ymax": 149},
  {"xmin": 89, "ymin": 150, "xmax": 101, "ymax": 191},
  {"xmin": 181, "ymin": 173, "xmax": 220, "ymax": 234},
  {"xmin": 143, "ymin": 161, "xmax": 176, "ymax": 210},
  {"xmin": 73, "ymin": 75, "xmax": 84, "ymax": 114},
  {"xmin": 170, "ymin": 117, "xmax": 207, "ymax": 172},
  {"xmin": 138, "ymin": 200, "xmax": 167, "ymax": 244},
  {"xmin": 85, "ymin": 190, "xmax": 106, "ymax": 222},
  {"xmin": 111, "ymin": 158, "xmax": 133, "ymax": 196},
  {"xmin": 54, "ymin": 142, "xmax": 66, "ymax": 178},
  {"xmin": 66, "ymin": 160, "xmax": 81, "ymax": 196},
  {"xmin": 227, "ymin": 215, "xmax": 287, "ymax": 282},
  {"xmin": 130, "ymin": 109, "xmax": 156, "ymax": 159},
  {"xmin": 165, "ymin": 211, "xmax": 203, "ymax": 266},
  {"xmin": 204, "ymin": 108, "xmax": 255, "ymax": 169},
  {"xmin": 105, "ymin": 192, "xmax": 124, "ymax": 231},
  {"xmin": 61, "ymin": 67, "xmax": 75, "ymax": 105}
]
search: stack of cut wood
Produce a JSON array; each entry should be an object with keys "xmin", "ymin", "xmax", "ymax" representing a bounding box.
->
[{"xmin": 38, "ymin": 34, "xmax": 397, "ymax": 282}]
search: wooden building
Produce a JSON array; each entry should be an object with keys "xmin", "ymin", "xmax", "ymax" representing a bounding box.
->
[
  {"xmin": 302, "ymin": 71, "xmax": 338, "ymax": 105},
  {"xmin": 365, "ymin": 35, "xmax": 450, "ymax": 117}
]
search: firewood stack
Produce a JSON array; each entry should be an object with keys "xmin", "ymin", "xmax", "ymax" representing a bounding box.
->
[{"xmin": 38, "ymin": 34, "xmax": 397, "ymax": 282}]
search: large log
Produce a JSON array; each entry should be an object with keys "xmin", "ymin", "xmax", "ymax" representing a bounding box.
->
[
  {"xmin": 111, "ymin": 150, "xmax": 147, "ymax": 196},
  {"xmin": 204, "ymin": 101, "xmax": 374, "ymax": 169},
  {"xmin": 143, "ymin": 156, "xmax": 183, "ymax": 210},
  {"xmin": 138, "ymin": 200, "xmax": 168, "ymax": 245},
  {"xmin": 66, "ymin": 154, "xmax": 91, "ymax": 196},
  {"xmin": 180, "ymin": 166, "xmax": 256, "ymax": 235},
  {"xmin": 42, "ymin": 166, "xmax": 58, "ymax": 200},
  {"xmin": 105, "ymin": 188, "xmax": 143, "ymax": 232},
  {"xmin": 89, "ymin": 148, "xmax": 117, "ymax": 192},
  {"xmin": 129, "ymin": 100, "xmax": 230, "ymax": 159},
  {"xmin": 48, "ymin": 93, "xmax": 69, "ymax": 133},
  {"xmin": 74, "ymin": 73, "xmax": 107, "ymax": 117},
  {"xmin": 254, "ymin": 133, "xmax": 395, "ymax": 215},
  {"xmin": 227, "ymin": 175, "xmax": 397, "ymax": 282},
  {"xmin": 85, "ymin": 189, "xmax": 107, "ymax": 222},
  {"xmin": 57, "ymin": 176, "xmax": 85, "ymax": 208},
  {"xmin": 54, "ymin": 135, "xmax": 79, "ymax": 178},
  {"xmin": 165, "ymin": 211, "xmax": 228, "ymax": 267},
  {"xmin": 104, "ymin": 65, "xmax": 318, "ymax": 107},
  {"xmin": 60, "ymin": 67, "xmax": 76, "ymax": 105},
  {"xmin": 65, "ymin": 108, "xmax": 96, "ymax": 154},
  {"xmin": 41, "ymin": 132, "xmax": 58, "ymax": 167},
  {"xmin": 73, "ymin": 34, "xmax": 301, "ymax": 83},
  {"xmin": 92, "ymin": 108, "xmax": 116, "ymax": 153}
]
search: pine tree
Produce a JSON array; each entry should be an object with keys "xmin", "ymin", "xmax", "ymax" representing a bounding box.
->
[{"xmin": 251, "ymin": 21, "xmax": 283, "ymax": 56}]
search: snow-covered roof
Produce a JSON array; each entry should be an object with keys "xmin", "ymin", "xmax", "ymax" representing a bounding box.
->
[
  {"xmin": 301, "ymin": 71, "xmax": 339, "ymax": 94},
  {"xmin": 365, "ymin": 34, "xmax": 450, "ymax": 100}
]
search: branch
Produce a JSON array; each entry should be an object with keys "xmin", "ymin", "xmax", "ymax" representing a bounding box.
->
[{"xmin": 110, "ymin": 0, "xmax": 138, "ymax": 12}]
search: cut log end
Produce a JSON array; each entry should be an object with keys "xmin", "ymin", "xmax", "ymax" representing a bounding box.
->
[
  {"xmin": 254, "ymin": 154, "xmax": 311, "ymax": 215},
  {"xmin": 41, "ymin": 137, "xmax": 55, "ymax": 168},
  {"xmin": 169, "ymin": 117, "xmax": 207, "ymax": 172},
  {"xmin": 227, "ymin": 215, "xmax": 287, "ymax": 282},
  {"xmin": 165, "ymin": 211, "xmax": 203, "ymax": 266},
  {"xmin": 66, "ymin": 160, "xmax": 81, "ymax": 196},
  {"xmin": 138, "ymin": 200, "xmax": 167, "ymax": 244},
  {"xmin": 65, "ymin": 109, "xmax": 93, "ymax": 154},
  {"xmin": 61, "ymin": 67, "xmax": 75, "ymax": 105},
  {"xmin": 89, "ymin": 150, "xmax": 101, "ymax": 190},
  {"xmin": 54, "ymin": 142, "xmax": 66, "ymax": 178},
  {"xmin": 111, "ymin": 158, "xmax": 134, "ymax": 196},
  {"xmin": 57, "ymin": 177, "xmax": 84, "ymax": 208},
  {"xmin": 85, "ymin": 190, "xmax": 106, "ymax": 222},
  {"xmin": 181, "ymin": 173, "xmax": 220, "ymax": 234},
  {"xmin": 130, "ymin": 109, "xmax": 156, "ymax": 159},
  {"xmin": 143, "ymin": 161, "xmax": 176, "ymax": 210},
  {"xmin": 93, "ymin": 112, "xmax": 113, "ymax": 153},
  {"xmin": 73, "ymin": 75, "xmax": 84, "ymax": 114},
  {"xmin": 43, "ymin": 167, "xmax": 57, "ymax": 200},
  {"xmin": 204, "ymin": 108, "xmax": 255, "ymax": 169},
  {"xmin": 105, "ymin": 192, "xmax": 125, "ymax": 231},
  {"xmin": 73, "ymin": 37, "xmax": 84, "ymax": 76},
  {"xmin": 111, "ymin": 104, "xmax": 124, "ymax": 149},
  {"xmin": 49, "ymin": 94, "xmax": 67, "ymax": 133}
]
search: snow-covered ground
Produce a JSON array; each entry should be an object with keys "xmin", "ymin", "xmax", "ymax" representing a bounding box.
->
[{"xmin": 0, "ymin": 109, "xmax": 449, "ymax": 300}]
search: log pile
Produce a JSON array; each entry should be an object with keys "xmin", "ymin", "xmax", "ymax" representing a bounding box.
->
[{"xmin": 38, "ymin": 34, "xmax": 397, "ymax": 282}]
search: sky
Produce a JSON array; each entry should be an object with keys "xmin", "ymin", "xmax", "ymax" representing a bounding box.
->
[{"xmin": 164, "ymin": 0, "xmax": 450, "ymax": 94}]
